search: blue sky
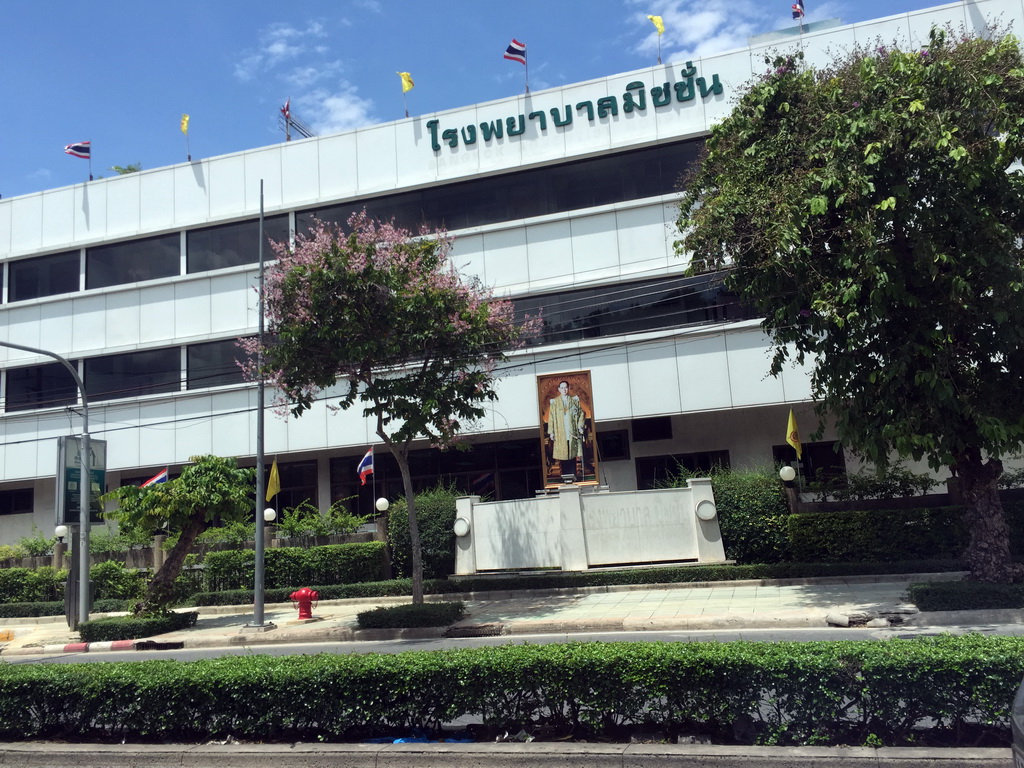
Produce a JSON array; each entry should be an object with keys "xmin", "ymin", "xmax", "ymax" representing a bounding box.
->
[{"xmin": 1, "ymin": 0, "xmax": 950, "ymax": 200}]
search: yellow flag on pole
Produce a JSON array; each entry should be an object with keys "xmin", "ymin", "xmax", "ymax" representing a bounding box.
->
[
  {"xmin": 397, "ymin": 72, "xmax": 414, "ymax": 93},
  {"xmin": 647, "ymin": 15, "xmax": 665, "ymax": 35},
  {"xmin": 266, "ymin": 458, "xmax": 281, "ymax": 502},
  {"xmin": 786, "ymin": 409, "xmax": 803, "ymax": 460},
  {"xmin": 180, "ymin": 114, "xmax": 190, "ymax": 135}
]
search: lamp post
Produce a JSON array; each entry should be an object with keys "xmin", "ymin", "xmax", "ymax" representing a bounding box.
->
[
  {"xmin": 0, "ymin": 341, "xmax": 91, "ymax": 627},
  {"xmin": 54, "ymin": 524, "xmax": 68, "ymax": 569},
  {"xmin": 779, "ymin": 465, "xmax": 799, "ymax": 514}
]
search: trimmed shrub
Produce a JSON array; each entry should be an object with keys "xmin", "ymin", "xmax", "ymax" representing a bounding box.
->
[
  {"xmin": 0, "ymin": 599, "xmax": 134, "ymax": 619},
  {"xmin": 788, "ymin": 506, "xmax": 971, "ymax": 563},
  {"xmin": 0, "ymin": 635, "xmax": 1019, "ymax": 745},
  {"xmin": 89, "ymin": 560, "xmax": 147, "ymax": 601},
  {"xmin": 356, "ymin": 601, "xmax": 465, "ymax": 629},
  {"xmin": 0, "ymin": 567, "xmax": 66, "ymax": 604},
  {"xmin": 0, "ymin": 544, "xmax": 27, "ymax": 563},
  {"xmin": 78, "ymin": 610, "xmax": 198, "ymax": 643},
  {"xmin": 387, "ymin": 483, "xmax": 460, "ymax": 579},
  {"xmin": 907, "ymin": 581, "xmax": 1024, "ymax": 611},
  {"xmin": 202, "ymin": 542, "xmax": 387, "ymax": 592}
]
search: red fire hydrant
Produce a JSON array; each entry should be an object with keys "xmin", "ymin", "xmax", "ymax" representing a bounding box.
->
[{"xmin": 290, "ymin": 587, "xmax": 319, "ymax": 620}]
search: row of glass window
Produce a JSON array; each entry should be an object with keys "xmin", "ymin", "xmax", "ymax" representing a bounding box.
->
[
  {"xmin": 0, "ymin": 270, "xmax": 747, "ymax": 413},
  {"xmin": 1, "ymin": 137, "xmax": 703, "ymax": 303},
  {"xmin": 1, "ymin": 339, "xmax": 246, "ymax": 412}
]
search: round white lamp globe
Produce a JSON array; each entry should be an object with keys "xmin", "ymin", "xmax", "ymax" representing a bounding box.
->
[
  {"xmin": 779, "ymin": 466, "xmax": 797, "ymax": 483},
  {"xmin": 263, "ymin": 508, "xmax": 277, "ymax": 522},
  {"xmin": 375, "ymin": 498, "xmax": 390, "ymax": 513}
]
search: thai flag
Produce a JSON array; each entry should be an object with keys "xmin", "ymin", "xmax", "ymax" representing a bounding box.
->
[
  {"xmin": 792, "ymin": 1, "xmax": 805, "ymax": 19},
  {"xmin": 358, "ymin": 448, "xmax": 374, "ymax": 486},
  {"xmin": 141, "ymin": 468, "xmax": 169, "ymax": 487},
  {"xmin": 64, "ymin": 141, "xmax": 91, "ymax": 159},
  {"xmin": 504, "ymin": 38, "xmax": 526, "ymax": 65}
]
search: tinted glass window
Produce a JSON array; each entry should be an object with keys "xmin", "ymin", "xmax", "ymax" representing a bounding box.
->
[
  {"xmin": 187, "ymin": 339, "xmax": 249, "ymax": 389},
  {"xmin": 297, "ymin": 138, "xmax": 703, "ymax": 234},
  {"xmin": 86, "ymin": 234, "xmax": 180, "ymax": 289},
  {"xmin": 329, "ymin": 438, "xmax": 541, "ymax": 515},
  {"xmin": 267, "ymin": 460, "xmax": 318, "ymax": 512},
  {"xmin": 186, "ymin": 215, "xmax": 290, "ymax": 273},
  {"xmin": 85, "ymin": 348, "xmax": 180, "ymax": 401},
  {"xmin": 772, "ymin": 441, "xmax": 846, "ymax": 485},
  {"xmin": 5, "ymin": 361, "xmax": 78, "ymax": 412},
  {"xmin": 635, "ymin": 451, "xmax": 730, "ymax": 490},
  {"xmin": 514, "ymin": 272, "xmax": 755, "ymax": 346},
  {"xmin": 0, "ymin": 488, "xmax": 33, "ymax": 516},
  {"xmin": 9, "ymin": 251, "xmax": 79, "ymax": 301}
]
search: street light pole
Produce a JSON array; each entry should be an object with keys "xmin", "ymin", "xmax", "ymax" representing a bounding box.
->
[
  {"xmin": 0, "ymin": 341, "xmax": 91, "ymax": 626},
  {"xmin": 246, "ymin": 178, "xmax": 274, "ymax": 632}
]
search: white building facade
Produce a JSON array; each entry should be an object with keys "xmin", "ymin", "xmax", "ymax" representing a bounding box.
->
[{"xmin": 0, "ymin": 1, "xmax": 1010, "ymax": 543}]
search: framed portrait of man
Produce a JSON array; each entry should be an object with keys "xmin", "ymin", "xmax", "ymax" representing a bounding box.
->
[{"xmin": 537, "ymin": 371, "xmax": 598, "ymax": 488}]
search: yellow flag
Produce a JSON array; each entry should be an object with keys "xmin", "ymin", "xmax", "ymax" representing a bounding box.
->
[
  {"xmin": 397, "ymin": 71, "xmax": 414, "ymax": 93},
  {"xmin": 180, "ymin": 114, "xmax": 190, "ymax": 135},
  {"xmin": 647, "ymin": 15, "xmax": 665, "ymax": 36},
  {"xmin": 786, "ymin": 409, "xmax": 803, "ymax": 460},
  {"xmin": 266, "ymin": 458, "xmax": 280, "ymax": 502}
]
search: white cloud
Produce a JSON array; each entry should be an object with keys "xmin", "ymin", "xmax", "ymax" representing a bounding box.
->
[
  {"xmin": 235, "ymin": 19, "xmax": 378, "ymax": 136},
  {"xmin": 233, "ymin": 21, "xmax": 330, "ymax": 81},
  {"xmin": 284, "ymin": 60, "xmax": 343, "ymax": 89},
  {"xmin": 629, "ymin": 0, "xmax": 843, "ymax": 62},
  {"xmin": 301, "ymin": 84, "xmax": 377, "ymax": 134},
  {"xmin": 28, "ymin": 168, "xmax": 52, "ymax": 180}
]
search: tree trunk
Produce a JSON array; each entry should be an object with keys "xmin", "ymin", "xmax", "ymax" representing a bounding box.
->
[
  {"xmin": 137, "ymin": 515, "xmax": 209, "ymax": 613},
  {"xmin": 953, "ymin": 450, "xmax": 1020, "ymax": 583},
  {"xmin": 391, "ymin": 446, "xmax": 424, "ymax": 604}
]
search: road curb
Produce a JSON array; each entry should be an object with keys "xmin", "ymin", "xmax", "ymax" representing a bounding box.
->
[{"xmin": 0, "ymin": 741, "xmax": 1011, "ymax": 767}]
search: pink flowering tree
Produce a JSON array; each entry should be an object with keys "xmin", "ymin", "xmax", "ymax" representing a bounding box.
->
[{"xmin": 245, "ymin": 212, "xmax": 538, "ymax": 603}]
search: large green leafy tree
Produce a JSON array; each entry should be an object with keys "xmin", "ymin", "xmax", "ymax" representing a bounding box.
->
[
  {"xmin": 247, "ymin": 212, "xmax": 537, "ymax": 603},
  {"xmin": 104, "ymin": 455, "xmax": 255, "ymax": 611},
  {"xmin": 677, "ymin": 29, "xmax": 1024, "ymax": 582}
]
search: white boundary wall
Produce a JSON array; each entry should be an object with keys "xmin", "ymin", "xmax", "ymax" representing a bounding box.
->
[{"xmin": 454, "ymin": 479, "xmax": 725, "ymax": 574}]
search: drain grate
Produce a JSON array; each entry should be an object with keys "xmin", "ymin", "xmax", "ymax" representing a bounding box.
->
[{"xmin": 445, "ymin": 623, "xmax": 505, "ymax": 638}]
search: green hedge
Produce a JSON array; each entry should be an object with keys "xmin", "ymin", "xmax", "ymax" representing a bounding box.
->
[
  {"xmin": 907, "ymin": 581, "xmax": 1024, "ymax": 611},
  {"xmin": 0, "ymin": 598, "xmax": 132, "ymax": 619},
  {"xmin": 788, "ymin": 505, "xmax": 968, "ymax": 562},
  {"xmin": 0, "ymin": 635, "xmax": 1019, "ymax": 745},
  {"xmin": 387, "ymin": 484, "xmax": 460, "ymax": 579},
  {"xmin": 202, "ymin": 542, "xmax": 387, "ymax": 592},
  {"xmin": 78, "ymin": 611, "xmax": 198, "ymax": 643},
  {"xmin": 356, "ymin": 601, "xmax": 464, "ymax": 629},
  {"xmin": 0, "ymin": 567, "xmax": 65, "ymax": 604},
  {"xmin": 1, "ymin": 563, "xmax": 149, "ymax": 605},
  {"xmin": 788, "ymin": 504, "xmax": 1024, "ymax": 563}
]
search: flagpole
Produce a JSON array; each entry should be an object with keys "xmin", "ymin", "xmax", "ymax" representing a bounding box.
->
[
  {"xmin": 525, "ymin": 60, "xmax": 530, "ymax": 94},
  {"xmin": 403, "ymin": 93, "xmax": 409, "ymax": 119}
]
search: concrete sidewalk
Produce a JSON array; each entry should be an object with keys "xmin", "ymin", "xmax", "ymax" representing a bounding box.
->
[{"xmin": 4, "ymin": 571, "xmax": 1014, "ymax": 657}]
